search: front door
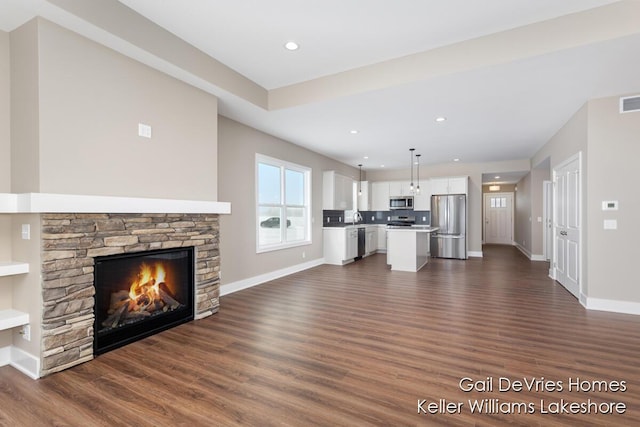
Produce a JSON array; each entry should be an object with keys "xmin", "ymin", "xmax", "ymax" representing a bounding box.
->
[
  {"xmin": 554, "ymin": 154, "xmax": 581, "ymax": 298},
  {"xmin": 484, "ymin": 192, "xmax": 513, "ymax": 245}
]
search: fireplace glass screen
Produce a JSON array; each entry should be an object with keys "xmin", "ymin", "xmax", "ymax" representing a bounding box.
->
[{"xmin": 94, "ymin": 247, "xmax": 194, "ymax": 354}]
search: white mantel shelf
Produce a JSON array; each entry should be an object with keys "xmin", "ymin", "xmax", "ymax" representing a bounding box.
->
[{"xmin": 0, "ymin": 193, "xmax": 231, "ymax": 214}]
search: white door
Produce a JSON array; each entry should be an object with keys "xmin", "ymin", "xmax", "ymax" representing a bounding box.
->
[
  {"xmin": 543, "ymin": 181, "xmax": 553, "ymax": 262},
  {"xmin": 484, "ymin": 193, "xmax": 513, "ymax": 245},
  {"xmin": 554, "ymin": 154, "xmax": 581, "ymax": 299}
]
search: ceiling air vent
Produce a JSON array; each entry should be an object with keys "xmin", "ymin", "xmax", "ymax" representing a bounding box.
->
[{"xmin": 620, "ymin": 95, "xmax": 640, "ymax": 113}]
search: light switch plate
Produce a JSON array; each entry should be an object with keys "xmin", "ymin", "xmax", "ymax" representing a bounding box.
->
[
  {"xmin": 21, "ymin": 224, "xmax": 30, "ymax": 240},
  {"xmin": 604, "ymin": 219, "xmax": 617, "ymax": 230},
  {"xmin": 602, "ymin": 201, "xmax": 618, "ymax": 211},
  {"xmin": 138, "ymin": 123, "xmax": 152, "ymax": 138}
]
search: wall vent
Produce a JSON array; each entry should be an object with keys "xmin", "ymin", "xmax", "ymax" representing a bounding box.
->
[{"xmin": 620, "ymin": 95, "xmax": 640, "ymax": 113}]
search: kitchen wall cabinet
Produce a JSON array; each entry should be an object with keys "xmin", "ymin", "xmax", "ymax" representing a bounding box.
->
[
  {"xmin": 430, "ymin": 176, "xmax": 468, "ymax": 195},
  {"xmin": 357, "ymin": 181, "xmax": 370, "ymax": 211},
  {"xmin": 371, "ymin": 182, "xmax": 390, "ymax": 211},
  {"xmin": 388, "ymin": 181, "xmax": 413, "ymax": 197},
  {"xmin": 323, "ymin": 171, "xmax": 354, "ymax": 210},
  {"xmin": 413, "ymin": 179, "xmax": 431, "ymax": 211}
]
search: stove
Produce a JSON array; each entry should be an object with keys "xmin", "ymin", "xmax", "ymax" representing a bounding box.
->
[{"xmin": 387, "ymin": 215, "xmax": 416, "ymax": 227}]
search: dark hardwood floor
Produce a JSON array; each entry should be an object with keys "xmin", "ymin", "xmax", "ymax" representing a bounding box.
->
[{"xmin": 2, "ymin": 245, "xmax": 640, "ymax": 426}]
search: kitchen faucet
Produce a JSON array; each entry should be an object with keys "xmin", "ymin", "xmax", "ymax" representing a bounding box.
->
[{"xmin": 353, "ymin": 210, "xmax": 363, "ymax": 224}]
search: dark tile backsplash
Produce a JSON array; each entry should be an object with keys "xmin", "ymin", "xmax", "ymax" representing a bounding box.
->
[{"xmin": 323, "ymin": 210, "xmax": 430, "ymax": 226}]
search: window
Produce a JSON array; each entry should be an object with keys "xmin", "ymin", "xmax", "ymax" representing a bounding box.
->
[{"xmin": 256, "ymin": 154, "xmax": 311, "ymax": 252}]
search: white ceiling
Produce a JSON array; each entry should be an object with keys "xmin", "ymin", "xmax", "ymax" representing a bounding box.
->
[{"xmin": 2, "ymin": 0, "xmax": 639, "ymax": 183}]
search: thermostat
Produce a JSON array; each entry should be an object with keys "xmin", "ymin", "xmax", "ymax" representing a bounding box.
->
[{"xmin": 602, "ymin": 201, "xmax": 618, "ymax": 211}]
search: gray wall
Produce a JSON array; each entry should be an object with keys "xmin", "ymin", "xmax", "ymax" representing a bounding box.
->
[
  {"xmin": 531, "ymin": 96, "xmax": 640, "ymax": 304},
  {"xmin": 0, "ymin": 30, "xmax": 11, "ymax": 348},
  {"xmin": 13, "ymin": 18, "xmax": 219, "ymax": 200},
  {"xmin": 587, "ymin": 95, "xmax": 640, "ymax": 302},
  {"xmin": 218, "ymin": 116, "xmax": 358, "ymax": 286},
  {"xmin": 532, "ymin": 103, "xmax": 589, "ymax": 293},
  {"xmin": 515, "ymin": 173, "xmax": 531, "ymax": 250}
]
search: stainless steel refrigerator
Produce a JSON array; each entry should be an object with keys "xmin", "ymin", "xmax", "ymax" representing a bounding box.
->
[{"xmin": 430, "ymin": 194, "xmax": 467, "ymax": 259}]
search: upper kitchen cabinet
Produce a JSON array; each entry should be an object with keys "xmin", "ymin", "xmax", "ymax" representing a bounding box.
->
[
  {"xmin": 413, "ymin": 179, "xmax": 431, "ymax": 210},
  {"xmin": 430, "ymin": 176, "xmax": 468, "ymax": 196},
  {"xmin": 323, "ymin": 171, "xmax": 354, "ymax": 210},
  {"xmin": 371, "ymin": 182, "xmax": 390, "ymax": 211},
  {"xmin": 356, "ymin": 181, "xmax": 370, "ymax": 211},
  {"xmin": 388, "ymin": 181, "xmax": 412, "ymax": 197}
]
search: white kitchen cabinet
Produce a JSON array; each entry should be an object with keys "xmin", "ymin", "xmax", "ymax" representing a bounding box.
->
[
  {"xmin": 323, "ymin": 171, "xmax": 354, "ymax": 210},
  {"xmin": 388, "ymin": 180, "xmax": 413, "ymax": 197},
  {"xmin": 324, "ymin": 227, "xmax": 357, "ymax": 265},
  {"xmin": 371, "ymin": 182, "xmax": 390, "ymax": 211},
  {"xmin": 346, "ymin": 228, "xmax": 358, "ymax": 260},
  {"xmin": 430, "ymin": 176, "xmax": 468, "ymax": 195},
  {"xmin": 377, "ymin": 225, "xmax": 387, "ymax": 252},
  {"xmin": 365, "ymin": 227, "xmax": 377, "ymax": 255},
  {"xmin": 413, "ymin": 179, "xmax": 431, "ymax": 211},
  {"xmin": 357, "ymin": 181, "xmax": 370, "ymax": 211}
]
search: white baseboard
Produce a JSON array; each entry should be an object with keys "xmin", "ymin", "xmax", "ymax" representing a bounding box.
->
[
  {"xmin": 584, "ymin": 297, "xmax": 640, "ymax": 316},
  {"xmin": 220, "ymin": 258, "xmax": 325, "ymax": 296},
  {"xmin": 468, "ymin": 251, "xmax": 483, "ymax": 258},
  {"xmin": 0, "ymin": 346, "xmax": 40, "ymax": 379},
  {"xmin": 515, "ymin": 244, "xmax": 546, "ymax": 262}
]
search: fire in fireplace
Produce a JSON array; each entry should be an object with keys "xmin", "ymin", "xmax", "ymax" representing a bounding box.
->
[{"xmin": 94, "ymin": 247, "xmax": 195, "ymax": 354}]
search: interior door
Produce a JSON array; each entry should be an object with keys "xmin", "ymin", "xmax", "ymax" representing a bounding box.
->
[
  {"xmin": 543, "ymin": 181, "xmax": 553, "ymax": 262},
  {"xmin": 484, "ymin": 193, "xmax": 513, "ymax": 245},
  {"xmin": 554, "ymin": 155, "xmax": 581, "ymax": 298}
]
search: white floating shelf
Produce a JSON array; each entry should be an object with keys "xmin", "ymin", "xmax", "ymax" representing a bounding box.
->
[
  {"xmin": 0, "ymin": 262, "xmax": 30, "ymax": 278},
  {"xmin": 0, "ymin": 309, "xmax": 29, "ymax": 331}
]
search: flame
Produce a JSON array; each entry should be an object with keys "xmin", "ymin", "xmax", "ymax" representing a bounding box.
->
[{"xmin": 129, "ymin": 263, "xmax": 166, "ymax": 301}]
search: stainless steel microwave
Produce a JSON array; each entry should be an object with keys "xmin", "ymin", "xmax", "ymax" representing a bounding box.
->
[{"xmin": 389, "ymin": 196, "xmax": 414, "ymax": 210}]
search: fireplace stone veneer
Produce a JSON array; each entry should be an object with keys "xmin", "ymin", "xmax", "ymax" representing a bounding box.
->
[{"xmin": 40, "ymin": 213, "xmax": 220, "ymax": 376}]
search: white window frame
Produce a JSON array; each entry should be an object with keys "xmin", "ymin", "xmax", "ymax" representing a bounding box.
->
[{"xmin": 256, "ymin": 154, "xmax": 312, "ymax": 253}]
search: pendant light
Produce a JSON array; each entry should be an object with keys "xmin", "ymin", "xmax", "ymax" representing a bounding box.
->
[
  {"xmin": 358, "ymin": 164, "xmax": 363, "ymax": 196},
  {"xmin": 415, "ymin": 154, "xmax": 421, "ymax": 194},
  {"xmin": 409, "ymin": 148, "xmax": 415, "ymax": 192}
]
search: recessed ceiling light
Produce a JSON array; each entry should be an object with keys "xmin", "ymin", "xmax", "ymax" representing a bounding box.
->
[
  {"xmin": 495, "ymin": 176, "xmax": 501, "ymax": 179},
  {"xmin": 284, "ymin": 41, "xmax": 299, "ymax": 51},
  {"xmin": 435, "ymin": 117, "xmax": 447, "ymax": 122},
  {"xmin": 350, "ymin": 130, "xmax": 358, "ymax": 134},
  {"xmin": 380, "ymin": 165, "xmax": 385, "ymax": 168},
  {"xmin": 453, "ymin": 158, "xmax": 460, "ymax": 162},
  {"xmin": 363, "ymin": 156, "xmax": 369, "ymax": 159}
]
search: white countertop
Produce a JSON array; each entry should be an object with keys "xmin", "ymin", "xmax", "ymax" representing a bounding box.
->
[
  {"xmin": 387, "ymin": 226, "xmax": 439, "ymax": 233},
  {"xmin": 323, "ymin": 224, "xmax": 384, "ymax": 230}
]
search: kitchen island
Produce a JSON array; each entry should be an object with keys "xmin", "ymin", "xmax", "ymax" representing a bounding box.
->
[{"xmin": 386, "ymin": 226, "xmax": 439, "ymax": 272}]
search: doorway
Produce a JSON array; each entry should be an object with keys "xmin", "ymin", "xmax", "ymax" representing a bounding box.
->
[
  {"xmin": 553, "ymin": 152, "xmax": 582, "ymax": 299},
  {"xmin": 483, "ymin": 192, "xmax": 514, "ymax": 245}
]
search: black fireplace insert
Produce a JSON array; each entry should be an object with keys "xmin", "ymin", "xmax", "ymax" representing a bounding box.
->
[{"xmin": 94, "ymin": 247, "xmax": 195, "ymax": 355}]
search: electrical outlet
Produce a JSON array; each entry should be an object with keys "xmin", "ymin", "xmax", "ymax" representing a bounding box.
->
[
  {"xmin": 20, "ymin": 324, "xmax": 31, "ymax": 341},
  {"xmin": 302, "ymin": 251, "xmax": 306, "ymax": 259}
]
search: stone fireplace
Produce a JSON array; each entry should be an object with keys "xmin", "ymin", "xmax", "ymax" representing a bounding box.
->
[{"xmin": 40, "ymin": 212, "xmax": 220, "ymax": 376}]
